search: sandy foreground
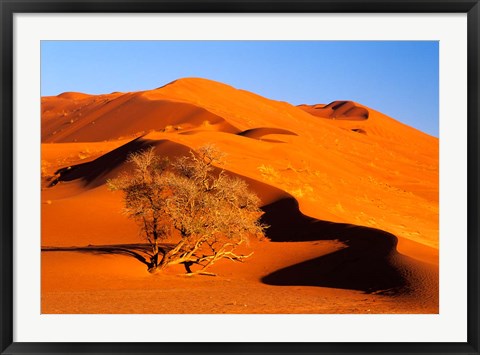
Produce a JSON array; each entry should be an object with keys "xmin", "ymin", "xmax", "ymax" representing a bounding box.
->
[{"xmin": 41, "ymin": 78, "xmax": 438, "ymax": 314}]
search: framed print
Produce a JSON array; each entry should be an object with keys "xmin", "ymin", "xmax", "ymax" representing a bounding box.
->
[{"xmin": 1, "ymin": 1, "xmax": 479, "ymax": 354}]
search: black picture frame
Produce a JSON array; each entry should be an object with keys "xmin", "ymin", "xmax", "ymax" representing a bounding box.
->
[{"xmin": 1, "ymin": 1, "xmax": 479, "ymax": 354}]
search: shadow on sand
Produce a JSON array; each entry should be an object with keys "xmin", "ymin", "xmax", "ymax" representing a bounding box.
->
[
  {"xmin": 42, "ymin": 243, "xmax": 157, "ymax": 268},
  {"xmin": 45, "ymin": 137, "xmax": 412, "ymax": 295},
  {"xmin": 260, "ymin": 198, "xmax": 409, "ymax": 294},
  {"xmin": 49, "ymin": 138, "xmax": 192, "ymax": 188}
]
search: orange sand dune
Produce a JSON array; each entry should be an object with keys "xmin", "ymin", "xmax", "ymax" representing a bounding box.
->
[
  {"xmin": 41, "ymin": 239, "xmax": 434, "ymax": 314},
  {"xmin": 56, "ymin": 92, "xmax": 93, "ymax": 100},
  {"xmin": 41, "ymin": 77, "xmax": 439, "ymax": 314},
  {"xmin": 299, "ymin": 100, "xmax": 437, "ymax": 154},
  {"xmin": 237, "ymin": 127, "xmax": 298, "ymax": 143},
  {"xmin": 42, "ymin": 136, "xmax": 437, "ymax": 300},
  {"xmin": 299, "ymin": 101, "xmax": 369, "ymax": 121},
  {"xmin": 42, "ymin": 92, "xmax": 238, "ymax": 143}
]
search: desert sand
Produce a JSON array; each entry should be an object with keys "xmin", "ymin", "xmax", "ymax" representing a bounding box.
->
[{"xmin": 41, "ymin": 78, "xmax": 438, "ymax": 314}]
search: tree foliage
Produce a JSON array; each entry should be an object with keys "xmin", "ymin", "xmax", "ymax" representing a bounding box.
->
[{"xmin": 108, "ymin": 145, "xmax": 267, "ymax": 274}]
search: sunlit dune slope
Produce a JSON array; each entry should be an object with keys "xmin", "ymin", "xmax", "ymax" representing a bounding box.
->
[
  {"xmin": 42, "ymin": 136, "xmax": 437, "ymax": 300},
  {"xmin": 42, "ymin": 91, "xmax": 237, "ymax": 143},
  {"xmin": 42, "ymin": 77, "xmax": 438, "ymax": 255}
]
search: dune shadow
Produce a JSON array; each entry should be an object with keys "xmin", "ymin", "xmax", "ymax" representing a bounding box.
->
[
  {"xmin": 260, "ymin": 198, "xmax": 408, "ymax": 294},
  {"xmin": 237, "ymin": 127, "xmax": 297, "ymax": 143},
  {"xmin": 50, "ymin": 137, "xmax": 154, "ymax": 187},
  {"xmin": 315, "ymin": 101, "xmax": 369, "ymax": 120},
  {"xmin": 238, "ymin": 127, "xmax": 298, "ymax": 139},
  {"xmin": 46, "ymin": 137, "xmax": 411, "ymax": 295},
  {"xmin": 49, "ymin": 138, "xmax": 192, "ymax": 189}
]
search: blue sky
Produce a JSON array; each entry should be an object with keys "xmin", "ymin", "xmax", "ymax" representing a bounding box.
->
[{"xmin": 41, "ymin": 41, "xmax": 439, "ymax": 136}]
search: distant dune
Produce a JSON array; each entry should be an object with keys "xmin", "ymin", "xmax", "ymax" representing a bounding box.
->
[
  {"xmin": 41, "ymin": 77, "xmax": 438, "ymax": 314},
  {"xmin": 299, "ymin": 101, "xmax": 369, "ymax": 121}
]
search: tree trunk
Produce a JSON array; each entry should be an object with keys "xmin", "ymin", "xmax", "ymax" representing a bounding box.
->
[
  {"xmin": 183, "ymin": 261, "xmax": 193, "ymax": 273},
  {"xmin": 148, "ymin": 238, "xmax": 166, "ymax": 273}
]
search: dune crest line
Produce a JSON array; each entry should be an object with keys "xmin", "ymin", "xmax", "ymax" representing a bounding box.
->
[{"xmin": 45, "ymin": 136, "xmax": 424, "ymax": 295}]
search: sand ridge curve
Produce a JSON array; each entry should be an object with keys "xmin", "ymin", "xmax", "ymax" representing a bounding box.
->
[
  {"xmin": 41, "ymin": 77, "xmax": 439, "ymax": 313},
  {"xmin": 45, "ymin": 137, "xmax": 436, "ymax": 297}
]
